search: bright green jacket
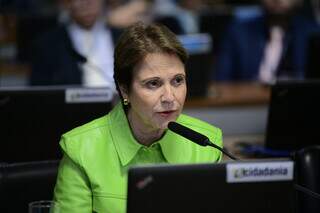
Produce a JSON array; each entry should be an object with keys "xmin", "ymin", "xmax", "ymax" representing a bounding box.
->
[{"xmin": 53, "ymin": 103, "xmax": 223, "ymax": 213}]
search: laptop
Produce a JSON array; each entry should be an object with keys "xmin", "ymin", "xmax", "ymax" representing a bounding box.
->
[
  {"xmin": 127, "ymin": 159, "xmax": 295, "ymax": 213},
  {"xmin": 0, "ymin": 86, "xmax": 113, "ymax": 162},
  {"xmin": 264, "ymin": 80, "xmax": 320, "ymax": 152}
]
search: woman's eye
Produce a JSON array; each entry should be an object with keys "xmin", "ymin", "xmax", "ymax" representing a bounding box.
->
[
  {"xmin": 173, "ymin": 75, "xmax": 185, "ymax": 86},
  {"xmin": 146, "ymin": 80, "xmax": 161, "ymax": 89}
]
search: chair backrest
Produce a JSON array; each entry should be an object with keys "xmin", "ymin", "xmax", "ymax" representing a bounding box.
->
[
  {"xmin": 294, "ymin": 146, "xmax": 320, "ymax": 213},
  {"xmin": 0, "ymin": 160, "xmax": 60, "ymax": 213}
]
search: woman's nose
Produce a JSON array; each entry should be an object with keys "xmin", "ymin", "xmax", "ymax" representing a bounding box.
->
[{"xmin": 161, "ymin": 85, "xmax": 175, "ymax": 103}]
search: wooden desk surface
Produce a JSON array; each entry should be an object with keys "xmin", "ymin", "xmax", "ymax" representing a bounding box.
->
[
  {"xmin": 222, "ymin": 134, "xmax": 265, "ymax": 161},
  {"xmin": 185, "ymin": 82, "xmax": 271, "ymax": 108},
  {"xmin": 0, "ymin": 63, "xmax": 31, "ymax": 76}
]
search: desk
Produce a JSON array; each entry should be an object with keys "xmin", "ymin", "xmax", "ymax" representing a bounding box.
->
[
  {"xmin": 222, "ymin": 134, "xmax": 265, "ymax": 161},
  {"xmin": 0, "ymin": 63, "xmax": 30, "ymax": 86},
  {"xmin": 185, "ymin": 82, "xmax": 270, "ymax": 107},
  {"xmin": 183, "ymin": 83, "xmax": 271, "ymax": 160},
  {"xmin": 184, "ymin": 82, "xmax": 271, "ymax": 135}
]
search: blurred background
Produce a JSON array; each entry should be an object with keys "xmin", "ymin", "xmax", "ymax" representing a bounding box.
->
[{"xmin": 0, "ymin": 0, "xmax": 318, "ymax": 88}]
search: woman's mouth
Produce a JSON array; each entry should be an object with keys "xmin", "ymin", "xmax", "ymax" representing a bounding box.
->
[{"xmin": 157, "ymin": 110, "xmax": 176, "ymax": 118}]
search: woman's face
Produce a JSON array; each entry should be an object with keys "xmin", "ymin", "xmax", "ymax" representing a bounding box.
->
[
  {"xmin": 122, "ymin": 53, "xmax": 187, "ymax": 133},
  {"xmin": 66, "ymin": 0, "xmax": 103, "ymax": 29}
]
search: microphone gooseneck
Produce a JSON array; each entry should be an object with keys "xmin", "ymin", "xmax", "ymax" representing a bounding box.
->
[{"xmin": 168, "ymin": 122, "xmax": 238, "ymax": 160}]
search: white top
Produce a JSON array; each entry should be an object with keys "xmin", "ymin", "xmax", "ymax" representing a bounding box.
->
[
  {"xmin": 175, "ymin": 7, "xmax": 199, "ymax": 34},
  {"xmin": 68, "ymin": 20, "xmax": 116, "ymax": 90},
  {"xmin": 258, "ymin": 26, "xmax": 284, "ymax": 84}
]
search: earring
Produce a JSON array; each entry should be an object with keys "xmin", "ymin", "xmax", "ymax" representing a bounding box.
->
[{"xmin": 123, "ymin": 98, "xmax": 129, "ymax": 105}]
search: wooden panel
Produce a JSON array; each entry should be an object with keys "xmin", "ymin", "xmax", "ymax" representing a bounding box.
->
[{"xmin": 185, "ymin": 82, "xmax": 271, "ymax": 107}]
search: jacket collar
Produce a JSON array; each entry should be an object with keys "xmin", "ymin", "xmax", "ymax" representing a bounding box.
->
[{"xmin": 108, "ymin": 103, "xmax": 194, "ymax": 166}]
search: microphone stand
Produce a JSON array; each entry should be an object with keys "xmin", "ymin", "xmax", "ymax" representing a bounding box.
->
[{"xmin": 206, "ymin": 140, "xmax": 238, "ymax": 160}]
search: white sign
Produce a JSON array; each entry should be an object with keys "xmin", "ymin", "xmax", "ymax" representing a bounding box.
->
[
  {"xmin": 65, "ymin": 88, "xmax": 113, "ymax": 103},
  {"xmin": 227, "ymin": 161, "xmax": 294, "ymax": 183}
]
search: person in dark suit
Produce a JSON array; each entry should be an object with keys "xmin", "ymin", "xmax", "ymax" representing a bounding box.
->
[
  {"xmin": 30, "ymin": 0, "xmax": 121, "ymax": 89},
  {"xmin": 212, "ymin": 0, "xmax": 320, "ymax": 83}
]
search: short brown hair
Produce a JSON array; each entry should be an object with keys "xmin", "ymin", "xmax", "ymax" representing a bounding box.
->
[{"xmin": 113, "ymin": 22, "xmax": 188, "ymax": 100}]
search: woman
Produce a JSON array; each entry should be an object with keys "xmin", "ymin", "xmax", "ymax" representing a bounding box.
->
[{"xmin": 53, "ymin": 22, "xmax": 222, "ymax": 213}]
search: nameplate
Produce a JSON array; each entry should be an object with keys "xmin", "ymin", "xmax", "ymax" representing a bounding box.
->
[
  {"xmin": 65, "ymin": 88, "xmax": 113, "ymax": 103},
  {"xmin": 226, "ymin": 161, "xmax": 294, "ymax": 183}
]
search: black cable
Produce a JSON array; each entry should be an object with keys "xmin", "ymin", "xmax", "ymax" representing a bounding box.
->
[{"xmin": 294, "ymin": 184, "xmax": 320, "ymax": 200}]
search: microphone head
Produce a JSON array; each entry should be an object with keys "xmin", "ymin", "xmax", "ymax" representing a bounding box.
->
[{"xmin": 168, "ymin": 122, "xmax": 209, "ymax": 146}]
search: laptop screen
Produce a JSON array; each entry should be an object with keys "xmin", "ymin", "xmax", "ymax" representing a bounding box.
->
[
  {"xmin": 127, "ymin": 160, "xmax": 295, "ymax": 213},
  {"xmin": 0, "ymin": 86, "xmax": 113, "ymax": 162},
  {"xmin": 265, "ymin": 80, "xmax": 320, "ymax": 151}
]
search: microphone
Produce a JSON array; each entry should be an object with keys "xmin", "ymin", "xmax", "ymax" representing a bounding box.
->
[{"xmin": 168, "ymin": 122, "xmax": 238, "ymax": 160}]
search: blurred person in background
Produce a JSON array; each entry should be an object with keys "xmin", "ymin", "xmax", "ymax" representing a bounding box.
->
[
  {"xmin": 152, "ymin": 0, "xmax": 206, "ymax": 35},
  {"xmin": 212, "ymin": 0, "xmax": 320, "ymax": 84},
  {"xmin": 107, "ymin": 0, "xmax": 151, "ymax": 28},
  {"xmin": 175, "ymin": 0, "xmax": 205, "ymax": 34},
  {"xmin": 29, "ymin": 0, "xmax": 121, "ymax": 89}
]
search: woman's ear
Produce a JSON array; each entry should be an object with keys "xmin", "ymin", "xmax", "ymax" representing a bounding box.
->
[{"xmin": 119, "ymin": 85, "xmax": 128, "ymax": 99}]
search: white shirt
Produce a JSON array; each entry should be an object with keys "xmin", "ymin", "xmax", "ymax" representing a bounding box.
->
[
  {"xmin": 258, "ymin": 26, "xmax": 284, "ymax": 84},
  {"xmin": 176, "ymin": 7, "xmax": 199, "ymax": 34},
  {"xmin": 68, "ymin": 20, "xmax": 115, "ymax": 90}
]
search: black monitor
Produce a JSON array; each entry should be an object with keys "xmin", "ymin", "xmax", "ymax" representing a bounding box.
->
[
  {"xmin": 127, "ymin": 159, "xmax": 295, "ymax": 213},
  {"xmin": 265, "ymin": 80, "xmax": 320, "ymax": 151},
  {"xmin": 305, "ymin": 33, "xmax": 320, "ymax": 80},
  {"xmin": 178, "ymin": 33, "xmax": 214, "ymax": 97},
  {"xmin": 0, "ymin": 86, "xmax": 113, "ymax": 162}
]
